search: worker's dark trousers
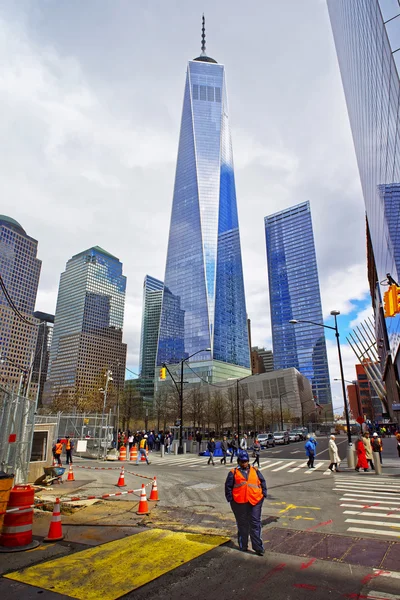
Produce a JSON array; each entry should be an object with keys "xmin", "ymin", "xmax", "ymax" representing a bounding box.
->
[{"xmin": 230, "ymin": 499, "xmax": 264, "ymax": 553}]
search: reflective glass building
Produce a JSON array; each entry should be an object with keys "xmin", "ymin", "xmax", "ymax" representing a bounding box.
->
[
  {"xmin": 139, "ymin": 275, "xmax": 164, "ymax": 402},
  {"xmin": 328, "ymin": 0, "xmax": 400, "ymax": 415},
  {"xmin": 45, "ymin": 246, "xmax": 127, "ymax": 404},
  {"xmin": 156, "ymin": 31, "xmax": 250, "ymax": 382},
  {"xmin": 0, "ymin": 215, "xmax": 41, "ymax": 396},
  {"xmin": 265, "ymin": 202, "xmax": 332, "ymax": 407}
]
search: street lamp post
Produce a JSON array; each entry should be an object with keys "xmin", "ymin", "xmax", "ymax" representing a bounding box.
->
[
  {"xmin": 164, "ymin": 348, "xmax": 211, "ymax": 455},
  {"xmin": 279, "ymin": 391, "xmax": 294, "ymax": 430},
  {"xmin": 290, "ymin": 310, "xmax": 355, "ymax": 468},
  {"xmin": 233, "ymin": 374, "xmax": 253, "ymax": 437},
  {"xmin": 99, "ymin": 369, "xmax": 113, "ymax": 459}
]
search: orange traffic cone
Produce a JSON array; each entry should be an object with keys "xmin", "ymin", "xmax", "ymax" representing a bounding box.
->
[
  {"xmin": 116, "ymin": 465, "xmax": 126, "ymax": 487},
  {"xmin": 149, "ymin": 477, "xmax": 159, "ymax": 501},
  {"xmin": 44, "ymin": 498, "xmax": 64, "ymax": 542},
  {"xmin": 67, "ymin": 465, "xmax": 75, "ymax": 481},
  {"xmin": 136, "ymin": 484, "xmax": 149, "ymax": 515}
]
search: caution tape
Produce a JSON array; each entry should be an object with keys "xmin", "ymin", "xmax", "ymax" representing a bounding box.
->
[{"xmin": 74, "ymin": 464, "xmax": 154, "ymax": 480}]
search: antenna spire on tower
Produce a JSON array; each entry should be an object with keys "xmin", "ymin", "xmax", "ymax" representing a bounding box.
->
[{"xmin": 201, "ymin": 14, "xmax": 206, "ymax": 55}]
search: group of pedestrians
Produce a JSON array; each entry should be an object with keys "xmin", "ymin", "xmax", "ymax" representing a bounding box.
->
[
  {"xmin": 206, "ymin": 434, "xmax": 250, "ymax": 465},
  {"xmin": 355, "ymin": 431, "xmax": 383, "ymax": 471}
]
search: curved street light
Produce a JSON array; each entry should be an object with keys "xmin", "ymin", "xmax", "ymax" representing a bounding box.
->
[{"xmin": 290, "ymin": 310, "xmax": 354, "ymax": 468}]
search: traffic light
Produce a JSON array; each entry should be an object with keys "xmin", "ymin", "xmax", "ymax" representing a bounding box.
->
[
  {"xmin": 383, "ymin": 284, "xmax": 400, "ymax": 317},
  {"xmin": 159, "ymin": 366, "xmax": 167, "ymax": 380}
]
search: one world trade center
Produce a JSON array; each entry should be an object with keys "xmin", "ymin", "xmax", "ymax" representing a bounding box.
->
[{"xmin": 156, "ymin": 18, "xmax": 250, "ymax": 382}]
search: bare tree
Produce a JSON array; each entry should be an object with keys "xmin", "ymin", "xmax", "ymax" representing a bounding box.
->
[{"xmin": 211, "ymin": 389, "xmax": 228, "ymax": 435}]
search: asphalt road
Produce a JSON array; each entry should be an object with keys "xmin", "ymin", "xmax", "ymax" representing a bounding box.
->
[{"xmin": 1, "ymin": 435, "xmax": 399, "ymax": 600}]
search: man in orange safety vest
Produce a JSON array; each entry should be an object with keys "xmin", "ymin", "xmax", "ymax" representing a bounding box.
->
[{"xmin": 225, "ymin": 449, "xmax": 267, "ymax": 555}]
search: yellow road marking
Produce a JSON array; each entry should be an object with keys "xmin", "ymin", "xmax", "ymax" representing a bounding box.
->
[{"xmin": 5, "ymin": 529, "xmax": 229, "ymax": 600}]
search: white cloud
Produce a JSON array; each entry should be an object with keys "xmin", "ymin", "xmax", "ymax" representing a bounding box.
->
[
  {"xmin": 349, "ymin": 305, "xmax": 374, "ymax": 329},
  {"xmin": 0, "ymin": 1, "xmax": 371, "ymax": 380}
]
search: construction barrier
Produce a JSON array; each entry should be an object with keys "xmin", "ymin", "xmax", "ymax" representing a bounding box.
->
[
  {"xmin": 116, "ymin": 466, "xmax": 126, "ymax": 487},
  {"xmin": 149, "ymin": 477, "xmax": 158, "ymax": 501},
  {"xmin": 0, "ymin": 473, "xmax": 14, "ymax": 530},
  {"xmin": 119, "ymin": 446, "xmax": 127, "ymax": 461},
  {"xmin": 67, "ymin": 465, "xmax": 75, "ymax": 481},
  {"xmin": 136, "ymin": 484, "xmax": 149, "ymax": 515},
  {"xmin": 129, "ymin": 446, "xmax": 137, "ymax": 461},
  {"xmin": 74, "ymin": 464, "xmax": 153, "ymax": 481},
  {"xmin": 44, "ymin": 498, "xmax": 64, "ymax": 542},
  {"xmin": 0, "ymin": 485, "xmax": 39, "ymax": 552}
]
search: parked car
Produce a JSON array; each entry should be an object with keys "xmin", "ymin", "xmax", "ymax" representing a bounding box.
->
[
  {"xmin": 257, "ymin": 433, "xmax": 275, "ymax": 448},
  {"xmin": 289, "ymin": 431, "xmax": 300, "ymax": 442},
  {"xmin": 273, "ymin": 431, "xmax": 290, "ymax": 445}
]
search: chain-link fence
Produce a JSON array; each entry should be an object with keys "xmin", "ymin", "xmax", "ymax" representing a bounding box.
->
[
  {"xmin": 0, "ymin": 385, "xmax": 35, "ymax": 484},
  {"xmin": 35, "ymin": 411, "xmax": 117, "ymax": 458}
]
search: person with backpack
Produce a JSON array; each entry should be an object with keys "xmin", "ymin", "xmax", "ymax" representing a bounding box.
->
[
  {"xmin": 220, "ymin": 436, "xmax": 228, "ymax": 465},
  {"xmin": 371, "ymin": 432, "xmax": 383, "ymax": 464},
  {"xmin": 53, "ymin": 439, "xmax": 64, "ymax": 466},
  {"xmin": 135, "ymin": 435, "xmax": 151, "ymax": 465},
  {"xmin": 225, "ymin": 449, "xmax": 267, "ymax": 555},
  {"xmin": 305, "ymin": 434, "xmax": 316, "ymax": 468},
  {"xmin": 252, "ymin": 438, "xmax": 261, "ymax": 468},
  {"xmin": 207, "ymin": 438, "xmax": 216, "ymax": 465},
  {"xmin": 229, "ymin": 435, "xmax": 238, "ymax": 464}
]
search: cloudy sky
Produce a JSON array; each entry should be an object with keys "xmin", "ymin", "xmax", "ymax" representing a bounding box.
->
[{"xmin": 0, "ymin": 0, "xmax": 375, "ymax": 412}]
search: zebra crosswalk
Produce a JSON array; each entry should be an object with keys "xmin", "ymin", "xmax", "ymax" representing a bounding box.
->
[
  {"xmin": 334, "ymin": 475, "xmax": 400, "ymax": 539},
  {"xmin": 145, "ymin": 455, "xmax": 332, "ymax": 474}
]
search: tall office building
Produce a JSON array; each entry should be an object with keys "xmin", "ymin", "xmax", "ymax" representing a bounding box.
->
[
  {"xmin": 328, "ymin": 0, "xmax": 400, "ymax": 418},
  {"xmin": 156, "ymin": 19, "xmax": 250, "ymax": 383},
  {"xmin": 139, "ymin": 275, "xmax": 164, "ymax": 403},
  {"xmin": 0, "ymin": 216, "xmax": 41, "ymax": 396},
  {"xmin": 265, "ymin": 202, "xmax": 332, "ymax": 407},
  {"xmin": 251, "ymin": 347, "xmax": 274, "ymax": 374},
  {"xmin": 31, "ymin": 311, "xmax": 54, "ymax": 407},
  {"xmin": 45, "ymin": 246, "xmax": 127, "ymax": 405}
]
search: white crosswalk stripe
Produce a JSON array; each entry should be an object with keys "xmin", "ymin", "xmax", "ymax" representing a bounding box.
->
[
  {"xmin": 141, "ymin": 456, "xmax": 329, "ymax": 474},
  {"xmin": 334, "ymin": 476, "xmax": 400, "ymax": 538}
]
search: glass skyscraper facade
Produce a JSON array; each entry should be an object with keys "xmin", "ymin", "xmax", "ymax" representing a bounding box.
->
[
  {"xmin": 156, "ymin": 37, "xmax": 250, "ymax": 382},
  {"xmin": 139, "ymin": 275, "xmax": 164, "ymax": 402},
  {"xmin": 328, "ymin": 0, "xmax": 400, "ymax": 414},
  {"xmin": 265, "ymin": 202, "xmax": 332, "ymax": 406},
  {"xmin": 0, "ymin": 215, "xmax": 41, "ymax": 397},
  {"xmin": 45, "ymin": 246, "xmax": 127, "ymax": 404}
]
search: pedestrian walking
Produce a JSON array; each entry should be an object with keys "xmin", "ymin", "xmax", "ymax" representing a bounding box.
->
[
  {"xmin": 355, "ymin": 434, "xmax": 369, "ymax": 472},
  {"xmin": 135, "ymin": 435, "xmax": 151, "ymax": 465},
  {"xmin": 165, "ymin": 432, "xmax": 171, "ymax": 454},
  {"xmin": 207, "ymin": 438, "xmax": 216, "ymax": 465},
  {"xmin": 362, "ymin": 431, "xmax": 375, "ymax": 470},
  {"xmin": 229, "ymin": 435, "xmax": 238, "ymax": 463},
  {"xmin": 225, "ymin": 450, "xmax": 267, "ymax": 555},
  {"xmin": 65, "ymin": 436, "xmax": 74, "ymax": 465},
  {"xmin": 252, "ymin": 439, "xmax": 261, "ymax": 468},
  {"xmin": 371, "ymin": 432, "xmax": 383, "ymax": 464},
  {"xmin": 220, "ymin": 436, "xmax": 228, "ymax": 465},
  {"xmin": 305, "ymin": 434, "xmax": 316, "ymax": 468},
  {"xmin": 128, "ymin": 433, "xmax": 134, "ymax": 451},
  {"xmin": 396, "ymin": 432, "xmax": 400, "ymax": 458},
  {"xmin": 328, "ymin": 435, "xmax": 340, "ymax": 472},
  {"xmin": 240, "ymin": 434, "xmax": 248, "ymax": 450}
]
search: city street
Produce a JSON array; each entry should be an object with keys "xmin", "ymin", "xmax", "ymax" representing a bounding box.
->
[{"xmin": 1, "ymin": 435, "xmax": 399, "ymax": 599}]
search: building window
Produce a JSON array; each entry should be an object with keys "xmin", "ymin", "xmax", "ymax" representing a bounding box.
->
[{"xmin": 30, "ymin": 431, "xmax": 48, "ymax": 462}]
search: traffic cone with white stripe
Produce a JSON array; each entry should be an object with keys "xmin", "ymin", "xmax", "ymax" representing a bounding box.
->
[
  {"xmin": 136, "ymin": 484, "xmax": 149, "ymax": 515},
  {"xmin": 116, "ymin": 465, "xmax": 126, "ymax": 487},
  {"xmin": 44, "ymin": 498, "xmax": 64, "ymax": 542},
  {"xmin": 149, "ymin": 477, "xmax": 159, "ymax": 501},
  {"xmin": 67, "ymin": 465, "xmax": 75, "ymax": 481}
]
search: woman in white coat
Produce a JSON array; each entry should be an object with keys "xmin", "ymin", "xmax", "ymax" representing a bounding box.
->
[{"xmin": 328, "ymin": 434, "xmax": 341, "ymax": 472}]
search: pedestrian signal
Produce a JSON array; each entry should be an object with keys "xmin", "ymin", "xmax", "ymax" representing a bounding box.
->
[
  {"xmin": 159, "ymin": 367, "xmax": 167, "ymax": 380},
  {"xmin": 383, "ymin": 284, "xmax": 400, "ymax": 318}
]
